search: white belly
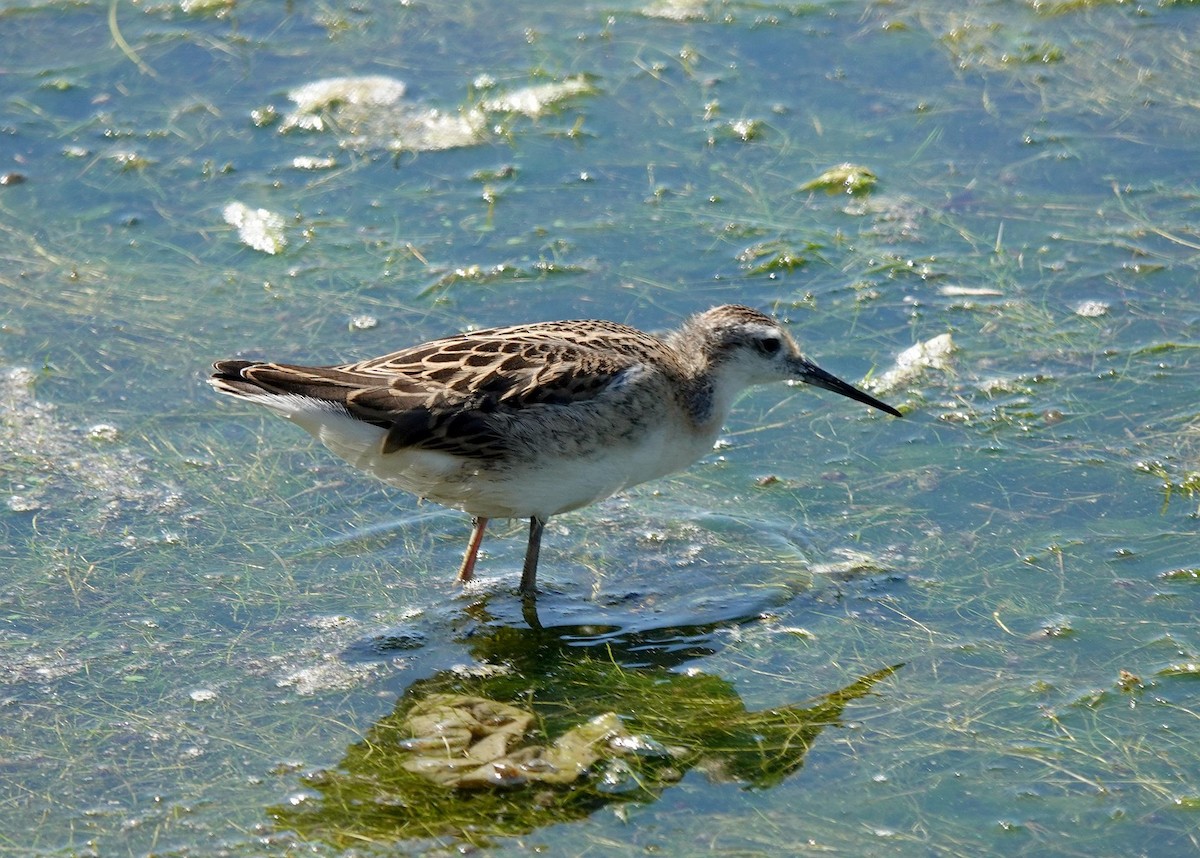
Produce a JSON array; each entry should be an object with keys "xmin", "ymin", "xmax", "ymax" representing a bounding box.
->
[
  {"xmin": 457, "ymin": 422, "xmax": 713, "ymax": 519},
  {"xmin": 269, "ymin": 396, "xmax": 715, "ymax": 520}
]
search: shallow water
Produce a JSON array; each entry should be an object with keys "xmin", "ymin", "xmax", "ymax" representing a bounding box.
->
[{"xmin": 2, "ymin": 0, "xmax": 1199, "ymax": 854}]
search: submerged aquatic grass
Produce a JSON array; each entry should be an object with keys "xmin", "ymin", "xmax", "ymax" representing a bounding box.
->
[{"xmin": 1, "ymin": 0, "xmax": 1200, "ymax": 854}]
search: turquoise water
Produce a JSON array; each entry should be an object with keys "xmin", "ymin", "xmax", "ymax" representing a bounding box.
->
[{"xmin": 2, "ymin": 0, "xmax": 1199, "ymax": 854}]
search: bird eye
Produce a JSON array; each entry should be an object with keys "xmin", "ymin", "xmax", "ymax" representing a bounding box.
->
[{"xmin": 758, "ymin": 336, "xmax": 782, "ymax": 355}]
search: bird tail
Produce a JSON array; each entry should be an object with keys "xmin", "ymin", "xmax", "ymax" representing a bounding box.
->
[
  {"xmin": 208, "ymin": 359, "xmax": 375, "ymax": 410},
  {"xmin": 209, "ymin": 360, "xmax": 277, "ymax": 399}
]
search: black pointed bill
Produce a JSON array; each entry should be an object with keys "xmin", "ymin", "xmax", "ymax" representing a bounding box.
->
[{"xmin": 795, "ymin": 361, "xmax": 902, "ymax": 417}]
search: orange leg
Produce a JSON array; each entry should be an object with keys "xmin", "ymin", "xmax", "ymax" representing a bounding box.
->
[{"xmin": 455, "ymin": 516, "xmax": 489, "ymax": 583}]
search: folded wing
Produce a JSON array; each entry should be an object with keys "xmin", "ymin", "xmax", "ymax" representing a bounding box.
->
[{"xmin": 210, "ymin": 322, "xmax": 658, "ymax": 461}]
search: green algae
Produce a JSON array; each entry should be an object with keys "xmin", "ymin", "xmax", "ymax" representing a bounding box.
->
[{"xmin": 270, "ymin": 661, "xmax": 900, "ymax": 848}]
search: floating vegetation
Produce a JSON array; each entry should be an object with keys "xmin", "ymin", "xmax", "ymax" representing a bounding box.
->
[
  {"xmin": 0, "ymin": 367, "xmax": 179, "ymax": 523},
  {"xmin": 222, "ymin": 201, "xmax": 288, "ymax": 255},
  {"xmin": 290, "ymin": 155, "xmax": 337, "ymax": 171},
  {"xmin": 1117, "ymin": 670, "xmax": 1144, "ymax": 692},
  {"xmin": 250, "ymin": 105, "xmax": 278, "ymax": 128},
  {"xmin": 86, "ymin": 423, "xmax": 120, "ymax": 443},
  {"xmin": 276, "ymin": 74, "xmax": 594, "ymax": 155},
  {"xmin": 938, "ymin": 18, "xmax": 1065, "ymax": 71},
  {"xmin": 1134, "ymin": 460, "xmax": 1200, "ymax": 514},
  {"xmin": 178, "ymin": 0, "xmax": 236, "ymax": 14},
  {"xmin": 717, "ymin": 117, "xmax": 766, "ymax": 143},
  {"xmin": 800, "ymin": 163, "xmax": 878, "ymax": 196},
  {"xmin": 1074, "ymin": 299, "xmax": 1109, "ymax": 317},
  {"xmin": 940, "ymin": 285, "xmax": 1003, "ymax": 297},
  {"xmin": 1159, "ymin": 568, "xmax": 1200, "ymax": 582},
  {"xmin": 810, "ymin": 549, "xmax": 893, "ymax": 582},
  {"xmin": 281, "ymin": 75, "xmax": 485, "ymax": 151},
  {"xmin": 865, "ymin": 333, "xmax": 955, "ymax": 396},
  {"xmin": 1156, "ymin": 662, "xmax": 1200, "ymax": 678},
  {"xmin": 1121, "ymin": 260, "xmax": 1166, "ymax": 275},
  {"xmin": 976, "ymin": 373, "xmax": 1048, "ymax": 397},
  {"xmin": 862, "ymin": 252, "xmax": 949, "ymax": 280},
  {"xmin": 479, "ymin": 76, "xmax": 596, "ymax": 117},
  {"xmin": 1036, "ymin": 616, "xmax": 1076, "ymax": 639},
  {"xmin": 419, "ymin": 260, "xmax": 589, "ymax": 296},
  {"xmin": 276, "ymin": 658, "xmax": 383, "ymax": 696},
  {"xmin": 471, "ymin": 164, "xmax": 518, "ymax": 182},
  {"xmin": 641, "ymin": 0, "xmax": 713, "ymax": 21},
  {"xmin": 1003, "ymin": 40, "xmax": 1064, "ymax": 64},
  {"xmin": 110, "ymin": 150, "xmax": 153, "ymax": 172},
  {"xmin": 1028, "ymin": 0, "xmax": 1124, "ymax": 16},
  {"xmin": 282, "ymin": 76, "xmax": 410, "ymax": 133},
  {"xmin": 0, "ymin": 644, "xmax": 86, "ymax": 686},
  {"xmin": 736, "ymin": 239, "xmax": 819, "ymax": 274},
  {"xmin": 848, "ymin": 195, "xmax": 927, "ymax": 243}
]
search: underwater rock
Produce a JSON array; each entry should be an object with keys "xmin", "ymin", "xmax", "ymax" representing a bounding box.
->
[{"xmin": 397, "ymin": 693, "xmax": 633, "ymax": 789}]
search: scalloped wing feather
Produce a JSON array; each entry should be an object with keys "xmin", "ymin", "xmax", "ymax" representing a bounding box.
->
[{"xmin": 214, "ymin": 320, "xmax": 671, "ymax": 461}]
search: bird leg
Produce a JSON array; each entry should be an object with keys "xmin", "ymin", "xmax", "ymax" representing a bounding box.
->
[
  {"xmin": 521, "ymin": 592, "xmax": 543, "ymax": 631},
  {"xmin": 519, "ymin": 517, "xmax": 546, "ymax": 595},
  {"xmin": 455, "ymin": 517, "xmax": 489, "ymax": 584}
]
